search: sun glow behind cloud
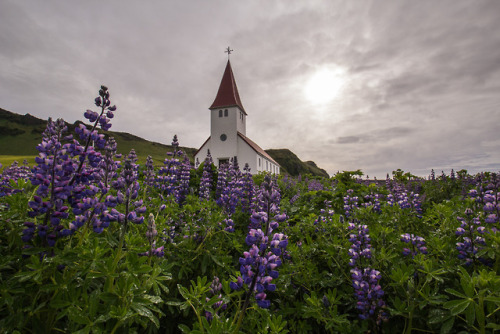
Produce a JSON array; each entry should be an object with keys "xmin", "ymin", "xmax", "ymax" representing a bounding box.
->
[{"xmin": 304, "ymin": 66, "xmax": 347, "ymax": 105}]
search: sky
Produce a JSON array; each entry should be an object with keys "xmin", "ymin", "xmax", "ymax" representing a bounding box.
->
[{"xmin": 1, "ymin": 0, "xmax": 499, "ymax": 178}]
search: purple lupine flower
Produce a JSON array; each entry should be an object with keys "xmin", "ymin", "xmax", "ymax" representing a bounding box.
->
[
  {"xmin": 362, "ymin": 193, "xmax": 383, "ymax": 213},
  {"xmin": 217, "ymin": 157, "xmax": 244, "ymax": 215},
  {"xmin": 0, "ymin": 160, "xmax": 32, "ymax": 197},
  {"xmin": 69, "ymin": 85, "xmax": 115, "ymax": 186},
  {"xmin": 455, "ymin": 209, "xmax": 488, "ymax": 266},
  {"xmin": 400, "ymin": 233, "xmax": 428, "ymax": 257},
  {"xmin": 24, "ymin": 118, "xmax": 76, "ymax": 246},
  {"xmin": 240, "ymin": 163, "xmax": 254, "ymax": 213},
  {"xmin": 176, "ymin": 154, "xmax": 191, "ymax": 206},
  {"xmin": 230, "ymin": 174, "xmax": 288, "ymax": 309},
  {"xmin": 68, "ymin": 137, "xmax": 120, "ymax": 235},
  {"xmin": 205, "ymin": 276, "xmax": 227, "ymax": 321},
  {"xmin": 143, "ymin": 155, "xmax": 155, "ymax": 188},
  {"xmin": 156, "ymin": 135, "xmax": 184, "ymax": 199},
  {"xmin": 308, "ymin": 179, "xmax": 323, "ymax": 191},
  {"xmin": 344, "ymin": 189, "xmax": 359, "ymax": 218},
  {"xmin": 224, "ymin": 218, "xmax": 235, "ymax": 233},
  {"xmin": 139, "ymin": 214, "xmax": 164, "ymax": 257},
  {"xmin": 289, "ymin": 192, "xmax": 300, "ymax": 205},
  {"xmin": 215, "ymin": 162, "xmax": 229, "ymax": 201},
  {"xmin": 109, "ymin": 152, "xmax": 145, "ymax": 243},
  {"xmin": 350, "ymin": 267, "xmax": 388, "ymax": 324},
  {"xmin": 199, "ymin": 150, "xmax": 214, "ymax": 200},
  {"xmin": 348, "ymin": 222, "xmax": 372, "ymax": 267}
]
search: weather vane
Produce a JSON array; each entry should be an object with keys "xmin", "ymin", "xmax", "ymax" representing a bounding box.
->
[{"xmin": 225, "ymin": 46, "xmax": 233, "ymax": 59}]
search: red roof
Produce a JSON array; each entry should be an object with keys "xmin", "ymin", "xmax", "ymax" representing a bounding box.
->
[{"xmin": 209, "ymin": 60, "xmax": 246, "ymax": 114}]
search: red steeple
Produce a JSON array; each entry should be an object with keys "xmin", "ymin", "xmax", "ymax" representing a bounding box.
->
[{"xmin": 209, "ymin": 60, "xmax": 246, "ymax": 114}]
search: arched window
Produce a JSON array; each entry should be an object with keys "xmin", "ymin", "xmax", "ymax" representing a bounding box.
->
[
  {"xmin": 219, "ymin": 110, "xmax": 222, "ymax": 117},
  {"xmin": 224, "ymin": 109, "xmax": 228, "ymax": 117}
]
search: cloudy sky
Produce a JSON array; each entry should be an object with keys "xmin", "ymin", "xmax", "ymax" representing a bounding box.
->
[{"xmin": 1, "ymin": 0, "xmax": 499, "ymax": 178}]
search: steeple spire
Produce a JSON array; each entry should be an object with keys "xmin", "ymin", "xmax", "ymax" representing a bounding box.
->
[{"xmin": 209, "ymin": 59, "xmax": 246, "ymax": 114}]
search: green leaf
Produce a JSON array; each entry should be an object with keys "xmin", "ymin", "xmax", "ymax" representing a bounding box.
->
[
  {"xmin": 484, "ymin": 296, "xmax": 500, "ymax": 304},
  {"xmin": 132, "ymin": 304, "xmax": 159, "ymax": 328},
  {"xmin": 445, "ymin": 288, "xmax": 466, "ymax": 299},
  {"xmin": 178, "ymin": 284, "xmax": 190, "ymax": 300},
  {"xmin": 443, "ymin": 299, "xmax": 470, "ymax": 316},
  {"xmin": 440, "ymin": 316, "xmax": 454, "ymax": 334},
  {"xmin": 67, "ymin": 306, "xmax": 91, "ymax": 325},
  {"xmin": 178, "ymin": 324, "xmax": 191, "ymax": 333},
  {"xmin": 428, "ymin": 309, "xmax": 448, "ymax": 325},
  {"xmin": 465, "ymin": 302, "xmax": 475, "ymax": 326}
]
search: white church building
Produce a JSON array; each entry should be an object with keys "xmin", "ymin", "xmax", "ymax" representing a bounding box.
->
[{"xmin": 194, "ymin": 58, "xmax": 280, "ymax": 175}]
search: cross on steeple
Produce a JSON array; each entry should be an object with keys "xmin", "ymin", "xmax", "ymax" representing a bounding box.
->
[{"xmin": 225, "ymin": 46, "xmax": 233, "ymax": 59}]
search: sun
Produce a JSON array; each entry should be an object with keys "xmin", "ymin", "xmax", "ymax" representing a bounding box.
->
[{"xmin": 304, "ymin": 67, "xmax": 346, "ymax": 104}]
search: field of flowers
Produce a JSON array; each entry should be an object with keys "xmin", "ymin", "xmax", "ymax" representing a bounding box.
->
[{"xmin": 0, "ymin": 86, "xmax": 499, "ymax": 334}]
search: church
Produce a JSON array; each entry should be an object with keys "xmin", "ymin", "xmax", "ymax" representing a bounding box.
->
[{"xmin": 194, "ymin": 54, "xmax": 280, "ymax": 175}]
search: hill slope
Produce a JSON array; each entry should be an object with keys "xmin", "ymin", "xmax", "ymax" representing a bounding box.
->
[
  {"xmin": 0, "ymin": 108, "xmax": 328, "ymax": 177},
  {"xmin": 265, "ymin": 149, "xmax": 329, "ymax": 178}
]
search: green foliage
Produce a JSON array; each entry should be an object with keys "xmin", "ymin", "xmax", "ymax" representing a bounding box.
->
[{"xmin": 1, "ymin": 151, "xmax": 500, "ymax": 333}]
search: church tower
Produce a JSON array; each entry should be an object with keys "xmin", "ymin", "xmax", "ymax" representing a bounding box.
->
[
  {"xmin": 194, "ymin": 51, "xmax": 280, "ymax": 174},
  {"xmin": 208, "ymin": 60, "xmax": 247, "ymax": 166}
]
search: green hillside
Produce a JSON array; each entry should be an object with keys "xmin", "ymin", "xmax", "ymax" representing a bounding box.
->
[
  {"xmin": 0, "ymin": 108, "xmax": 195, "ymax": 166},
  {"xmin": 0, "ymin": 108, "xmax": 328, "ymax": 177},
  {"xmin": 265, "ymin": 149, "xmax": 329, "ymax": 178}
]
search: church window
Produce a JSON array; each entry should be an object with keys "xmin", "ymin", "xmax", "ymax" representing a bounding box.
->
[
  {"xmin": 259, "ymin": 158, "xmax": 261, "ymax": 167},
  {"xmin": 219, "ymin": 110, "xmax": 222, "ymax": 117},
  {"xmin": 220, "ymin": 134, "xmax": 227, "ymax": 141},
  {"xmin": 224, "ymin": 109, "xmax": 228, "ymax": 117}
]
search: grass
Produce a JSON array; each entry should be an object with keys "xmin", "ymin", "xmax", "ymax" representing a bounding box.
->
[{"xmin": 0, "ymin": 155, "xmax": 36, "ymax": 171}]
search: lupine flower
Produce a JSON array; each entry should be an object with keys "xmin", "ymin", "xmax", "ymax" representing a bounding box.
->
[
  {"xmin": 350, "ymin": 267, "xmax": 388, "ymax": 324},
  {"xmin": 400, "ymin": 233, "xmax": 428, "ymax": 257},
  {"xmin": 199, "ymin": 150, "xmax": 214, "ymax": 200},
  {"xmin": 215, "ymin": 162, "xmax": 229, "ymax": 200},
  {"xmin": 240, "ymin": 163, "xmax": 254, "ymax": 213},
  {"xmin": 387, "ymin": 187, "xmax": 422, "ymax": 218},
  {"xmin": 143, "ymin": 155, "xmax": 155, "ymax": 188},
  {"xmin": 348, "ymin": 221, "xmax": 372, "ymax": 267},
  {"xmin": 108, "ymin": 152, "xmax": 145, "ymax": 242},
  {"xmin": 139, "ymin": 214, "xmax": 164, "ymax": 258},
  {"xmin": 456, "ymin": 209, "xmax": 487, "ymax": 266},
  {"xmin": 217, "ymin": 157, "xmax": 244, "ymax": 215},
  {"xmin": 176, "ymin": 155, "xmax": 191, "ymax": 206},
  {"xmin": 362, "ymin": 193, "xmax": 383, "ymax": 213},
  {"xmin": 344, "ymin": 190, "xmax": 359, "ymax": 217},
  {"xmin": 25, "ymin": 118, "xmax": 75, "ymax": 246},
  {"xmin": 156, "ymin": 135, "xmax": 183, "ymax": 197},
  {"xmin": 224, "ymin": 218, "xmax": 235, "ymax": 233},
  {"xmin": 205, "ymin": 276, "xmax": 227, "ymax": 321},
  {"xmin": 0, "ymin": 160, "xmax": 32, "ymax": 197},
  {"xmin": 230, "ymin": 174, "xmax": 288, "ymax": 309},
  {"xmin": 308, "ymin": 179, "xmax": 323, "ymax": 191}
]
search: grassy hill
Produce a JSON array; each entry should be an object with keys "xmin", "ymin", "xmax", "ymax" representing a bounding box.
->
[
  {"xmin": 0, "ymin": 108, "xmax": 195, "ymax": 166},
  {"xmin": 265, "ymin": 149, "xmax": 329, "ymax": 178},
  {"xmin": 0, "ymin": 108, "xmax": 328, "ymax": 177}
]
